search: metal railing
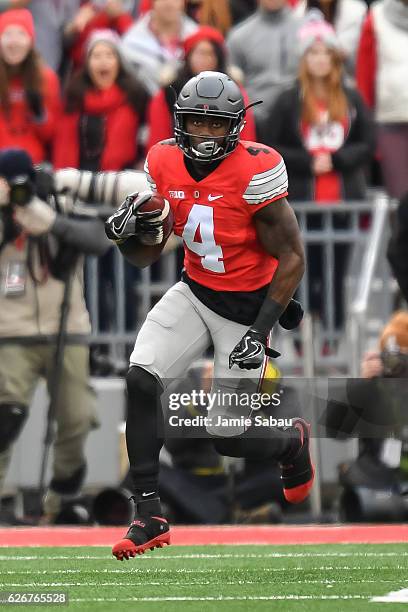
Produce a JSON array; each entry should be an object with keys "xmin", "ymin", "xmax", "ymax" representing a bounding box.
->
[
  {"xmin": 347, "ymin": 194, "xmax": 397, "ymax": 376},
  {"xmin": 85, "ymin": 194, "xmax": 391, "ymax": 374}
]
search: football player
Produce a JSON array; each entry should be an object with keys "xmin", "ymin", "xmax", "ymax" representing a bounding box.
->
[{"xmin": 105, "ymin": 71, "xmax": 314, "ymax": 560}]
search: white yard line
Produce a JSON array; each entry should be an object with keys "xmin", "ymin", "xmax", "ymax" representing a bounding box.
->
[
  {"xmin": 0, "ymin": 566, "xmax": 405, "ymax": 576},
  {"xmin": 0, "ymin": 579, "xmax": 405, "ymax": 588},
  {"xmin": 1, "ymin": 552, "xmax": 408, "ymax": 561},
  {"xmin": 69, "ymin": 595, "xmax": 371, "ymax": 602}
]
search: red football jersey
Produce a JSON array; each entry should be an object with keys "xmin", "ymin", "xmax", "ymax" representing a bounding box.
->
[{"xmin": 144, "ymin": 139, "xmax": 289, "ymax": 292}]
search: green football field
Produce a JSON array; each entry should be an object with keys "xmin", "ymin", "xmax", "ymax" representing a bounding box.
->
[{"xmin": 1, "ymin": 543, "xmax": 408, "ymax": 611}]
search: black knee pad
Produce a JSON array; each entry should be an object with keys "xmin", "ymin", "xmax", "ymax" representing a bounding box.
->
[
  {"xmin": 126, "ymin": 366, "xmax": 162, "ymax": 403},
  {"xmin": 0, "ymin": 403, "xmax": 28, "ymax": 453}
]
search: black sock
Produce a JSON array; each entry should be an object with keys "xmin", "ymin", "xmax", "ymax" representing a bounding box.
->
[
  {"xmin": 125, "ymin": 367, "xmax": 164, "ymax": 511},
  {"xmin": 131, "ymin": 492, "xmax": 162, "ymax": 518}
]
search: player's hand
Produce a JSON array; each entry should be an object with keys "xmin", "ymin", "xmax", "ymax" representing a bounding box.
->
[
  {"xmin": 105, "ymin": 191, "xmax": 163, "ymax": 244},
  {"xmin": 279, "ymin": 299, "xmax": 304, "ymax": 330},
  {"xmin": 229, "ymin": 328, "xmax": 280, "ymax": 370}
]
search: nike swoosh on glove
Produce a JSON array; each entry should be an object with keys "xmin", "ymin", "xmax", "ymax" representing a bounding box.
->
[
  {"xmin": 229, "ymin": 328, "xmax": 280, "ymax": 370},
  {"xmin": 105, "ymin": 190, "xmax": 164, "ymax": 245}
]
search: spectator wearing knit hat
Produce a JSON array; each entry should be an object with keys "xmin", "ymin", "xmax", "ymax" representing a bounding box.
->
[
  {"xmin": 264, "ymin": 13, "xmax": 374, "ymax": 203},
  {"xmin": 263, "ymin": 13, "xmax": 374, "ymax": 330},
  {"xmin": 54, "ymin": 29, "xmax": 149, "ymax": 171},
  {"xmin": 122, "ymin": 0, "xmax": 198, "ymax": 95},
  {"xmin": 356, "ymin": 0, "xmax": 408, "ymax": 200},
  {"xmin": 146, "ymin": 25, "xmax": 256, "ymax": 150},
  {"xmin": 53, "ymin": 28, "xmax": 149, "ymax": 341},
  {"xmin": 0, "ymin": 8, "xmax": 61, "ymax": 163},
  {"xmin": 293, "ymin": 0, "xmax": 367, "ymax": 77}
]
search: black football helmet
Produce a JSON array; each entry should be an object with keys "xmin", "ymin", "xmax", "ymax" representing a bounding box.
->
[{"xmin": 174, "ymin": 71, "xmax": 246, "ymax": 163}]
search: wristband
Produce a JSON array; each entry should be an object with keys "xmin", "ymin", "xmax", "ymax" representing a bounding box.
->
[{"xmin": 253, "ymin": 298, "xmax": 285, "ymax": 336}]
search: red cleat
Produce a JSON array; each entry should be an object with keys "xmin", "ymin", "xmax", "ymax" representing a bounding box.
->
[
  {"xmin": 112, "ymin": 516, "xmax": 170, "ymax": 560},
  {"xmin": 280, "ymin": 418, "xmax": 315, "ymax": 504}
]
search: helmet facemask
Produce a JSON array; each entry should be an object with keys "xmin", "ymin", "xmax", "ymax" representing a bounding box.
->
[{"xmin": 174, "ymin": 108, "xmax": 245, "ymax": 163}]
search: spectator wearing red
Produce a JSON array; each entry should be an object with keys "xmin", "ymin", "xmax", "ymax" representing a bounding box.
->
[
  {"xmin": 264, "ymin": 14, "xmax": 373, "ymax": 203},
  {"xmin": 263, "ymin": 13, "xmax": 374, "ymax": 330},
  {"xmin": 64, "ymin": 1, "xmax": 134, "ymax": 70},
  {"xmin": 147, "ymin": 26, "xmax": 256, "ymax": 150},
  {"xmin": 54, "ymin": 29, "xmax": 149, "ymax": 171},
  {"xmin": 0, "ymin": 9, "xmax": 61, "ymax": 163},
  {"xmin": 356, "ymin": 0, "xmax": 408, "ymax": 200}
]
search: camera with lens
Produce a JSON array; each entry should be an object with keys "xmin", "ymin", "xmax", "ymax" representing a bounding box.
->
[
  {"xmin": 8, "ymin": 175, "xmax": 36, "ymax": 207},
  {"xmin": 0, "ymin": 149, "xmax": 58, "ymax": 252},
  {"xmin": 0, "ymin": 148, "xmax": 56, "ymax": 210},
  {"xmin": 381, "ymin": 349, "xmax": 408, "ymax": 378}
]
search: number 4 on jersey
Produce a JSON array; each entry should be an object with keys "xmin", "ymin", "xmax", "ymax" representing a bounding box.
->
[{"xmin": 182, "ymin": 204, "xmax": 225, "ymax": 273}]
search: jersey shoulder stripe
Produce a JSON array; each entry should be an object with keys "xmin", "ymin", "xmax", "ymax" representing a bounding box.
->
[
  {"xmin": 243, "ymin": 158, "xmax": 288, "ymax": 204},
  {"xmin": 143, "ymin": 157, "xmax": 157, "ymax": 191}
]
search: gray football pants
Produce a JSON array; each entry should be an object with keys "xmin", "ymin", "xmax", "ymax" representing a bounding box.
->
[{"xmin": 130, "ymin": 281, "xmax": 268, "ymax": 437}]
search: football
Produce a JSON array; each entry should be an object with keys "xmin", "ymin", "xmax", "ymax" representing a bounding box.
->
[{"xmin": 137, "ymin": 191, "xmax": 174, "ymax": 246}]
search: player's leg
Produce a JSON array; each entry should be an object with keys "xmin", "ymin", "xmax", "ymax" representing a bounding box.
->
[
  {"xmin": 114, "ymin": 282, "xmax": 211, "ymax": 559},
  {"xmin": 0, "ymin": 345, "xmax": 42, "ymax": 505},
  {"xmin": 197, "ymin": 303, "xmax": 314, "ymax": 504},
  {"xmin": 43, "ymin": 345, "xmax": 98, "ymax": 523}
]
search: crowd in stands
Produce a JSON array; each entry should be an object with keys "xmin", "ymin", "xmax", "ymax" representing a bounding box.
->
[
  {"xmin": 0, "ymin": 0, "xmax": 405, "ymax": 198},
  {"xmin": 0, "ymin": 0, "xmax": 406, "ymax": 332}
]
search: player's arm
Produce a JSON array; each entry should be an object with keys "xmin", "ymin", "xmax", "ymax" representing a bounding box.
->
[
  {"xmin": 105, "ymin": 191, "xmax": 170, "ymax": 268},
  {"xmin": 253, "ymin": 197, "xmax": 305, "ymax": 311},
  {"xmin": 229, "ymin": 197, "xmax": 305, "ymax": 370}
]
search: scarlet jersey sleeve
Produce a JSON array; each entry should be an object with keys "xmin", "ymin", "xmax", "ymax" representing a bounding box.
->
[
  {"xmin": 242, "ymin": 147, "xmax": 288, "ymax": 214},
  {"xmin": 143, "ymin": 147, "xmax": 158, "ymax": 191}
]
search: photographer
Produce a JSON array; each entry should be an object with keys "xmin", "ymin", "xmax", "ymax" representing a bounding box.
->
[
  {"xmin": 338, "ymin": 311, "xmax": 408, "ymax": 494},
  {"xmin": 0, "ymin": 148, "xmax": 112, "ymax": 524}
]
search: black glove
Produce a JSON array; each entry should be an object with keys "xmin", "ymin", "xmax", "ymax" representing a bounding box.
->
[
  {"xmin": 105, "ymin": 191, "xmax": 163, "ymax": 245},
  {"xmin": 279, "ymin": 299, "xmax": 304, "ymax": 330},
  {"xmin": 229, "ymin": 328, "xmax": 280, "ymax": 370},
  {"xmin": 26, "ymin": 90, "xmax": 45, "ymax": 121}
]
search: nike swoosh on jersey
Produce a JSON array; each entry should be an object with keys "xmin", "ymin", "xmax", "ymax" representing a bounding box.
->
[
  {"xmin": 208, "ymin": 194, "xmax": 223, "ymax": 201},
  {"xmin": 141, "ymin": 492, "xmax": 156, "ymax": 497}
]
